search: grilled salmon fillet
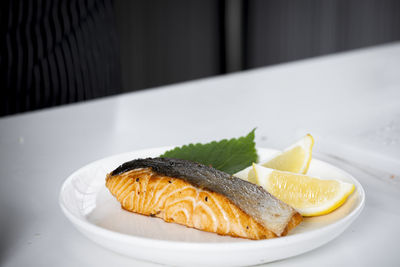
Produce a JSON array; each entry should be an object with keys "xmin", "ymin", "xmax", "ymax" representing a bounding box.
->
[{"xmin": 106, "ymin": 158, "xmax": 302, "ymax": 240}]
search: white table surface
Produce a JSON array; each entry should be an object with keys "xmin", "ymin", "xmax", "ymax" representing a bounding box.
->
[{"xmin": 1, "ymin": 42, "xmax": 400, "ymax": 267}]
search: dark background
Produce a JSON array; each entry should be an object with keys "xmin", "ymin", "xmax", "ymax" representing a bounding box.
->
[{"xmin": 1, "ymin": 0, "xmax": 400, "ymax": 116}]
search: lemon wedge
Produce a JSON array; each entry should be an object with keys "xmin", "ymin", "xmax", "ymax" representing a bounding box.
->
[
  {"xmin": 233, "ymin": 134, "xmax": 314, "ymax": 180},
  {"xmin": 253, "ymin": 164, "xmax": 355, "ymax": 216},
  {"xmin": 262, "ymin": 134, "xmax": 314, "ymax": 174}
]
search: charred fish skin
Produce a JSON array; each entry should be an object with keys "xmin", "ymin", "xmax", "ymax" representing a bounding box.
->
[{"xmin": 111, "ymin": 157, "xmax": 299, "ymax": 236}]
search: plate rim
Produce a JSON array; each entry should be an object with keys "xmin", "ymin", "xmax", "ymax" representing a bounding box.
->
[{"xmin": 59, "ymin": 146, "xmax": 365, "ymax": 250}]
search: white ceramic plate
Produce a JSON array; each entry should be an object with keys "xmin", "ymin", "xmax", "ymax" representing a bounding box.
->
[{"xmin": 59, "ymin": 147, "xmax": 365, "ymax": 266}]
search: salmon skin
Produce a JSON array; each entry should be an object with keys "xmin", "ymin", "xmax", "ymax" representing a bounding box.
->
[{"xmin": 108, "ymin": 157, "xmax": 301, "ymax": 239}]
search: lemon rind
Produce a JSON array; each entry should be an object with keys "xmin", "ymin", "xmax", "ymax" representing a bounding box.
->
[{"xmin": 299, "ymin": 134, "xmax": 314, "ymax": 174}]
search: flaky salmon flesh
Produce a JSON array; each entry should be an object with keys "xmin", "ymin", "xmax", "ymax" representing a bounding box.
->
[{"xmin": 106, "ymin": 157, "xmax": 302, "ymax": 240}]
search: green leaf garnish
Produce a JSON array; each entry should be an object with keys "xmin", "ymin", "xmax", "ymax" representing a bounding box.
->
[{"xmin": 160, "ymin": 129, "xmax": 258, "ymax": 175}]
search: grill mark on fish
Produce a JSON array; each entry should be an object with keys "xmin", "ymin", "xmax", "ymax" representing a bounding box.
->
[
  {"xmin": 117, "ymin": 179, "xmax": 133, "ymax": 200},
  {"xmin": 195, "ymin": 201, "xmax": 218, "ymax": 232},
  {"xmin": 139, "ymin": 173, "xmax": 149, "ymax": 212},
  {"xmin": 113, "ymin": 174, "xmax": 129, "ymax": 193},
  {"xmin": 147, "ymin": 175, "xmax": 163, "ymax": 211},
  {"xmin": 232, "ymin": 202, "xmax": 248, "ymax": 237},
  {"xmin": 161, "ymin": 186, "xmax": 192, "ymax": 211},
  {"xmin": 110, "ymin": 157, "xmax": 300, "ymax": 236},
  {"xmin": 152, "ymin": 178, "xmax": 173, "ymax": 211},
  {"xmin": 207, "ymin": 193, "xmax": 230, "ymax": 234}
]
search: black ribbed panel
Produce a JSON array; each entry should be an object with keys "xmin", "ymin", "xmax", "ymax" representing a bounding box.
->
[
  {"xmin": 244, "ymin": 0, "xmax": 400, "ymax": 68},
  {"xmin": 0, "ymin": 0, "xmax": 122, "ymax": 116},
  {"xmin": 114, "ymin": 0, "xmax": 223, "ymax": 93}
]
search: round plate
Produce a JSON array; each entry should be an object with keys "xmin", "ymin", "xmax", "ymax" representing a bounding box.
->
[{"xmin": 59, "ymin": 147, "xmax": 365, "ymax": 266}]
